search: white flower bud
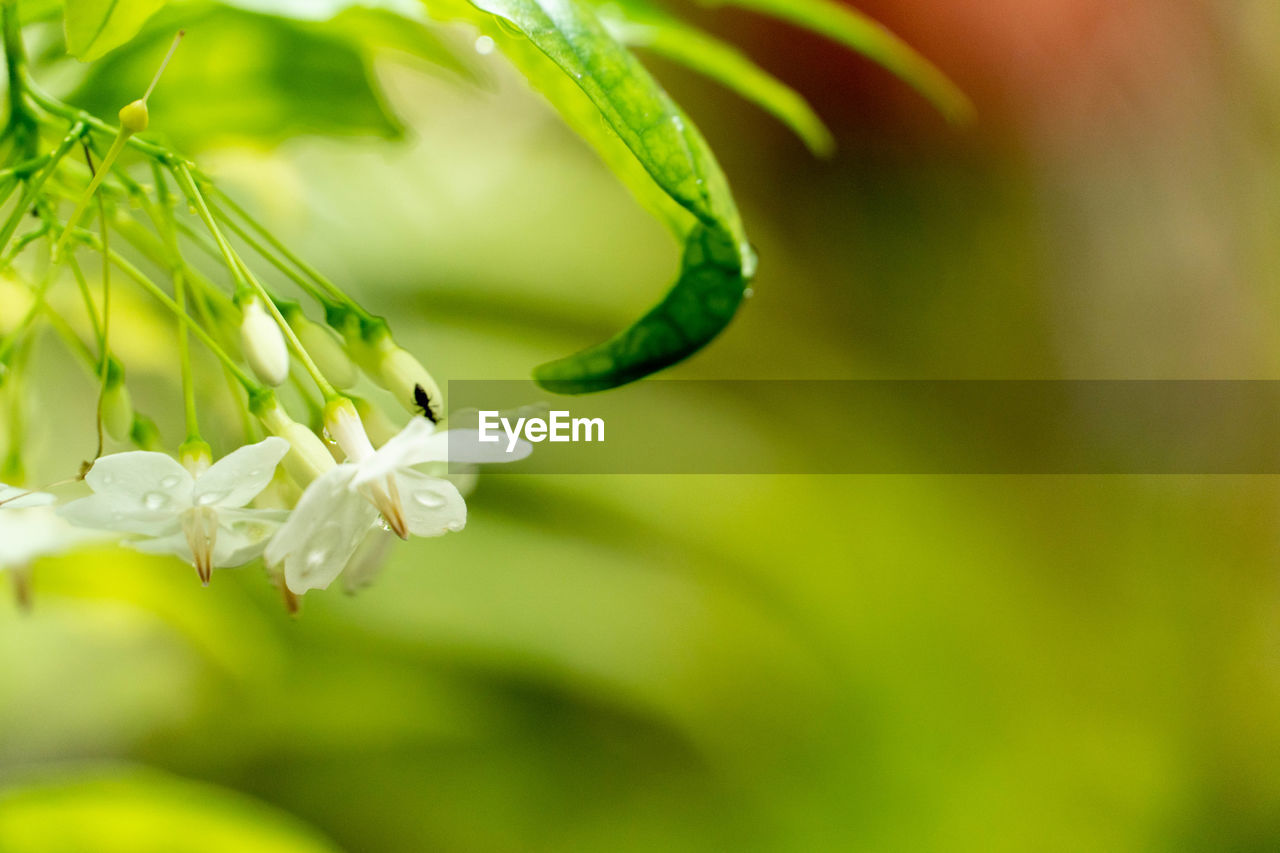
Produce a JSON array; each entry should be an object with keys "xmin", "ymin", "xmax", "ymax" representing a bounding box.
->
[
  {"xmin": 240, "ymin": 298, "xmax": 290, "ymax": 387},
  {"xmin": 258, "ymin": 402, "xmax": 334, "ymax": 486},
  {"xmin": 291, "ymin": 314, "xmax": 358, "ymax": 389},
  {"xmin": 352, "ymin": 397, "xmax": 400, "ymax": 447},
  {"xmin": 323, "ymin": 398, "xmax": 375, "ymax": 463},
  {"xmin": 376, "ymin": 344, "xmax": 442, "ymax": 419}
]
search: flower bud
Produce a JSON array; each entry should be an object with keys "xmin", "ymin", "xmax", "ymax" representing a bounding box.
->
[
  {"xmin": 376, "ymin": 345, "xmax": 442, "ymax": 419},
  {"xmin": 240, "ymin": 298, "xmax": 290, "ymax": 387},
  {"xmin": 257, "ymin": 400, "xmax": 334, "ymax": 485},
  {"xmin": 102, "ymin": 381, "xmax": 134, "ymax": 442},
  {"xmin": 118, "ymin": 99, "xmax": 149, "ymax": 134},
  {"xmin": 290, "ymin": 312, "xmax": 358, "ymax": 389},
  {"xmin": 352, "ymin": 397, "xmax": 400, "ymax": 447},
  {"xmin": 130, "ymin": 414, "xmax": 163, "ymax": 451},
  {"xmin": 350, "ymin": 334, "xmax": 442, "ymax": 419},
  {"xmin": 179, "ymin": 439, "xmax": 212, "ymax": 477},
  {"xmin": 323, "ymin": 398, "xmax": 375, "ymax": 463}
]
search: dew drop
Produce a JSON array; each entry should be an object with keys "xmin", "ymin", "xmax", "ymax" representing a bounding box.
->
[
  {"xmin": 142, "ymin": 491, "xmax": 169, "ymax": 511},
  {"xmin": 160, "ymin": 475, "xmax": 182, "ymax": 489},
  {"xmin": 302, "ymin": 523, "xmax": 345, "ymax": 574},
  {"xmin": 413, "ymin": 490, "xmax": 446, "ymax": 509},
  {"xmin": 102, "ymin": 474, "xmax": 115, "ymax": 486},
  {"xmin": 474, "ymin": 35, "xmax": 495, "ymax": 55},
  {"xmin": 743, "ymin": 287, "xmax": 755, "ymax": 299},
  {"xmin": 446, "ymin": 520, "xmax": 464, "ymax": 532},
  {"xmin": 196, "ymin": 489, "xmax": 229, "ymax": 506}
]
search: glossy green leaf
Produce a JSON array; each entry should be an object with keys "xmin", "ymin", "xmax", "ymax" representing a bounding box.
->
[
  {"xmin": 598, "ymin": 0, "xmax": 833, "ymax": 156},
  {"xmin": 67, "ymin": 5, "xmax": 403, "ymax": 151},
  {"xmin": 701, "ymin": 0, "xmax": 973, "ymax": 124},
  {"xmin": 63, "ymin": 0, "xmax": 166, "ymax": 61},
  {"xmin": 429, "ymin": 0, "xmax": 755, "ymax": 392},
  {"xmin": 0, "ymin": 770, "xmax": 343, "ymax": 853}
]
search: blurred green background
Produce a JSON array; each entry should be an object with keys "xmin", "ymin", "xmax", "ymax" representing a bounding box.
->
[{"xmin": 5, "ymin": 0, "xmax": 1280, "ymax": 850}]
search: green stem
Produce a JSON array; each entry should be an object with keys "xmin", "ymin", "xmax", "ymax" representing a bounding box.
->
[
  {"xmin": 22, "ymin": 82, "xmax": 169, "ymax": 158},
  {"xmin": 2, "ymin": 2, "xmax": 35, "ymax": 147},
  {"xmin": 66, "ymin": 252, "xmax": 103, "ymax": 349},
  {"xmin": 209, "ymin": 205, "xmax": 337, "ymax": 309},
  {"xmin": 209, "ymin": 184, "xmax": 364, "ymax": 314},
  {"xmin": 151, "ymin": 164, "xmax": 200, "ymax": 442},
  {"xmin": 170, "ymin": 162, "xmax": 338, "ymax": 400},
  {"xmin": 0, "ymin": 122, "xmax": 84, "ymax": 258},
  {"xmin": 53, "ymin": 129, "xmax": 129, "ymax": 259},
  {"xmin": 78, "ymin": 231, "xmax": 260, "ymax": 393},
  {"xmin": 174, "ymin": 264, "xmax": 199, "ymax": 441}
]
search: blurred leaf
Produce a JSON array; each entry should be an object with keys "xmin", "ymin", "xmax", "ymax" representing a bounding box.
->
[
  {"xmin": 598, "ymin": 0, "xmax": 833, "ymax": 156},
  {"xmin": 19, "ymin": 0, "xmax": 64, "ymax": 25},
  {"xmin": 701, "ymin": 0, "xmax": 973, "ymax": 123},
  {"xmin": 68, "ymin": 5, "xmax": 402, "ymax": 151},
  {"xmin": 329, "ymin": 6, "xmax": 481, "ymax": 86},
  {"xmin": 0, "ymin": 769, "xmax": 344, "ymax": 853},
  {"xmin": 63, "ymin": 0, "xmax": 166, "ymax": 61},
  {"xmin": 429, "ymin": 0, "xmax": 754, "ymax": 391}
]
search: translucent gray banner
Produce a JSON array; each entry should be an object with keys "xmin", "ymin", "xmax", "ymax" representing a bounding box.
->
[{"xmin": 444, "ymin": 381, "xmax": 1280, "ymax": 474}]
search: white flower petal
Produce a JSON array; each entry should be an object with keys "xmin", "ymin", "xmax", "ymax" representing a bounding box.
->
[
  {"xmin": 351, "ymin": 422, "xmax": 529, "ymax": 489},
  {"xmin": 58, "ymin": 495, "xmax": 181, "ymax": 537},
  {"xmin": 84, "ymin": 451, "xmax": 194, "ymax": 511},
  {"xmin": 266, "ymin": 466, "xmax": 377, "ymax": 594},
  {"xmin": 130, "ymin": 532, "xmax": 191, "ymax": 562},
  {"xmin": 0, "ymin": 484, "xmax": 55, "ymax": 509},
  {"xmin": 0, "ymin": 507, "xmax": 105, "ymax": 565},
  {"xmin": 393, "ymin": 470, "xmax": 466, "ymax": 538},
  {"xmin": 193, "ymin": 437, "xmax": 290, "ymax": 508},
  {"xmin": 217, "ymin": 507, "xmax": 289, "ymax": 567}
]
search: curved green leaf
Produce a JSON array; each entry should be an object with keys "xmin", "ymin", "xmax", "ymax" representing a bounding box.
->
[
  {"xmin": 598, "ymin": 0, "xmax": 833, "ymax": 156},
  {"xmin": 428, "ymin": 0, "xmax": 754, "ymax": 392},
  {"xmin": 701, "ymin": 0, "xmax": 973, "ymax": 124},
  {"xmin": 68, "ymin": 5, "xmax": 404, "ymax": 151},
  {"xmin": 0, "ymin": 769, "xmax": 344, "ymax": 853},
  {"xmin": 64, "ymin": 0, "xmax": 166, "ymax": 61}
]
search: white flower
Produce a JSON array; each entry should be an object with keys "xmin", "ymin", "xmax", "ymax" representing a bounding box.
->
[
  {"xmin": 266, "ymin": 400, "xmax": 529, "ymax": 595},
  {"xmin": 58, "ymin": 437, "xmax": 291, "ymax": 585},
  {"xmin": 0, "ymin": 485, "xmax": 101, "ymax": 568}
]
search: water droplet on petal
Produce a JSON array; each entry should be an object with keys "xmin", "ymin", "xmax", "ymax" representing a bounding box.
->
[
  {"xmin": 160, "ymin": 475, "xmax": 182, "ymax": 489},
  {"xmin": 413, "ymin": 490, "xmax": 446, "ymax": 509},
  {"xmin": 196, "ymin": 490, "xmax": 229, "ymax": 506},
  {"xmin": 446, "ymin": 520, "xmax": 464, "ymax": 532},
  {"xmin": 102, "ymin": 474, "xmax": 115, "ymax": 486},
  {"xmin": 474, "ymin": 35, "xmax": 495, "ymax": 55},
  {"xmin": 300, "ymin": 522, "xmax": 345, "ymax": 577},
  {"xmin": 143, "ymin": 491, "xmax": 169, "ymax": 511}
]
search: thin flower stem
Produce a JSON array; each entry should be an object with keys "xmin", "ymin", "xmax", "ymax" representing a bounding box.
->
[
  {"xmin": 0, "ymin": 122, "xmax": 84, "ymax": 258},
  {"xmin": 66, "ymin": 249, "xmax": 103, "ymax": 348},
  {"xmin": 92, "ymin": 149, "xmax": 111, "ymax": 459},
  {"xmin": 22, "ymin": 82, "xmax": 169, "ymax": 158},
  {"xmin": 0, "ymin": 253, "xmax": 60, "ymax": 366},
  {"xmin": 175, "ymin": 265, "xmax": 200, "ymax": 442},
  {"xmin": 78, "ymin": 231, "xmax": 260, "ymax": 393},
  {"xmin": 171, "ymin": 162, "xmax": 338, "ymax": 400},
  {"xmin": 210, "ymin": 206, "xmax": 336, "ymax": 309},
  {"xmin": 208, "ymin": 184, "xmax": 365, "ymax": 314},
  {"xmin": 151, "ymin": 164, "xmax": 201, "ymax": 442},
  {"xmin": 53, "ymin": 129, "xmax": 129, "ymax": 259}
]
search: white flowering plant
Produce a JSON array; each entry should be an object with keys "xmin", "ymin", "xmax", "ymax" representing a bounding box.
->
[{"xmin": 0, "ymin": 0, "xmax": 962, "ymax": 606}]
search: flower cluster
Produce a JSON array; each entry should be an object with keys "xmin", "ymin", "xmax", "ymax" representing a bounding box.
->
[{"xmin": 0, "ymin": 23, "xmax": 531, "ymax": 606}]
